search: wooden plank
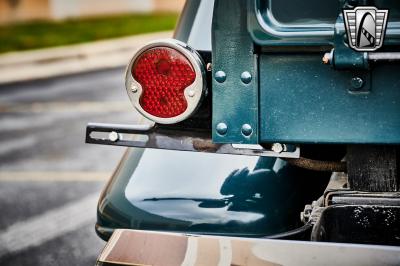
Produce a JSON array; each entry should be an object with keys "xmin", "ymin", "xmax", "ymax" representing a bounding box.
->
[{"xmin": 347, "ymin": 145, "xmax": 399, "ymax": 192}]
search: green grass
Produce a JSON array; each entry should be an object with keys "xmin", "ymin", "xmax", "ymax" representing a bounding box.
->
[{"xmin": 0, "ymin": 13, "xmax": 178, "ymax": 54}]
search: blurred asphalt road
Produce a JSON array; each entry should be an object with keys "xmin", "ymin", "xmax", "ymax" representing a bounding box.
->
[{"xmin": 0, "ymin": 67, "xmax": 141, "ymax": 265}]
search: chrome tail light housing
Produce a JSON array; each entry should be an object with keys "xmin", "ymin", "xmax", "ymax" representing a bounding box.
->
[{"xmin": 125, "ymin": 39, "xmax": 207, "ymax": 124}]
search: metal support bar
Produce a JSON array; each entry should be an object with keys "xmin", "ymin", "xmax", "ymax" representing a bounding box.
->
[
  {"xmin": 323, "ymin": 49, "xmax": 400, "ymax": 68},
  {"xmin": 86, "ymin": 122, "xmax": 300, "ymax": 158},
  {"xmin": 368, "ymin": 52, "xmax": 400, "ymax": 61},
  {"xmin": 325, "ymin": 190, "xmax": 400, "ymax": 207},
  {"xmin": 211, "ymin": 0, "xmax": 259, "ymax": 144}
]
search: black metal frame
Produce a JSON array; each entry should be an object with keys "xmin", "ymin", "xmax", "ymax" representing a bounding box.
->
[{"xmin": 85, "ymin": 122, "xmax": 300, "ymax": 158}]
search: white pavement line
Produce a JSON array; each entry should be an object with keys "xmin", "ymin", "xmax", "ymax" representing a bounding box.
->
[
  {"xmin": 0, "ymin": 193, "xmax": 99, "ymax": 257},
  {"xmin": 0, "ymin": 171, "xmax": 110, "ymax": 182}
]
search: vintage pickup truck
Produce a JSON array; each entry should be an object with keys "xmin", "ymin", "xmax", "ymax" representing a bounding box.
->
[{"xmin": 86, "ymin": 0, "xmax": 400, "ymax": 265}]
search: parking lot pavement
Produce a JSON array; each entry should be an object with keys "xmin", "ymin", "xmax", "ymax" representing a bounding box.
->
[
  {"xmin": 0, "ymin": 181, "xmax": 104, "ymax": 266},
  {"xmin": 0, "ymin": 67, "xmax": 142, "ymax": 265},
  {"xmin": 0, "ymin": 31, "xmax": 172, "ymax": 84}
]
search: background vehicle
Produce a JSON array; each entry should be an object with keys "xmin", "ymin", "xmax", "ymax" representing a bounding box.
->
[{"xmin": 87, "ymin": 0, "xmax": 400, "ymax": 264}]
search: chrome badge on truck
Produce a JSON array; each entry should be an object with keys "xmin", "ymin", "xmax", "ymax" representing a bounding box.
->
[{"xmin": 343, "ymin": 6, "xmax": 389, "ymax": 51}]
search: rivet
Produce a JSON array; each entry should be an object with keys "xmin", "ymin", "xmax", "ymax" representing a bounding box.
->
[
  {"xmin": 240, "ymin": 71, "xmax": 252, "ymax": 84},
  {"xmin": 241, "ymin": 124, "xmax": 253, "ymax": 137},
  {"xmin": 108, "ymin": 131, "xmax": 120, "ymax": 142},
  {"xmin": 188, "ymin": 90, "xmax": 195, "ymax": 97},
  {"xmin": 206, "ymin": 63, "xmax": 212, "ymax": 72},
  {"xmin": 271, "ymin": 143, "xmax": 284, "ymax": 153},
  {"xmin": 350, "ymin": 77, "xmax": 364, "ymax": 90},
  {"xmin": 215, "ymin": 71, "xmax": 226, "ymax": 83},
  {"xmin": 131, "ymin": 84, "xmax": 138, "ymax": 93},
  {"xmin": 216, "ymin": 122, "xmax": 228, "ymax": 135}
]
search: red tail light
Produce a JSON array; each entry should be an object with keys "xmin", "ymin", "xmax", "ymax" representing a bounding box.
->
[{"xmin": 125, "ymin": 39, "xmax": 206, "ymax": 124}]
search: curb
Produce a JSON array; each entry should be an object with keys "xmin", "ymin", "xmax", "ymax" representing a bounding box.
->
[{"xmin": 0, "ymin": 31, "xmax": 172, "ymax": 85}]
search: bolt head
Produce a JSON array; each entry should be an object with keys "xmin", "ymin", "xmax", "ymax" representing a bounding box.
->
[
  {"xmin": 108, "ymin": 131, "xmax": 120, "ymax": 142},
  {"xmin": 187, "ymin": 90, "xmax": 195, "ymax": 97},
  {"xmin": 240, "ymin": 71, "xmax": 252, "ymax": 84},
  {"xmin": 241, "ymin": 124, "xmax": 253, "ymax": 137},
  {"xmin": 271, "ymin": 143, "xmax": 284, "ymax": 153},
  {"xmin": 350, "ymin": 77, "xmax": 364, "ymax": 90},
  {"xmin": 322, "ymin": 53, "xmax": 330, "ymax": 64},
  {"xmin": 216, "ymin": 122, "xmax": 228, "ymax": 135},
  {"xmin": 131, "ymin": 85, "xmax": 138, "ymax": 93},
  {"xmin": 215, "ymin": 71, "xmax": 226, "ymax": 83}
]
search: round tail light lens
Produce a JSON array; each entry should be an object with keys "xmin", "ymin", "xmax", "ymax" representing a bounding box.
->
[{"xmin": 125, "ymin": 39, "xmax": 206, "ymax": 124}]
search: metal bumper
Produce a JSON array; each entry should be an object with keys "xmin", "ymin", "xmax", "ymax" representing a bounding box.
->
[{"xmin": 96, "ymin": 229, "xmax": 400, "ymax": 266}]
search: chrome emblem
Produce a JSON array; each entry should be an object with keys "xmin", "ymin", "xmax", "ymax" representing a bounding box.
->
[{"xmin": 343, "ymin": 6, "xmax": 389, "ymax": 51}]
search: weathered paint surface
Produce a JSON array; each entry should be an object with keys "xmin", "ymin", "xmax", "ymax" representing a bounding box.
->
[
  {"xmin": 259, "ymin": 54, "xmax": 400, "ymax": 144},
  {"xmin": 212, "ymin": 0, "xmax": 400, "ymax": 144},
  {"xmin": 212, "ymin": 0, "xmax": 259, "ymax": 144}
]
